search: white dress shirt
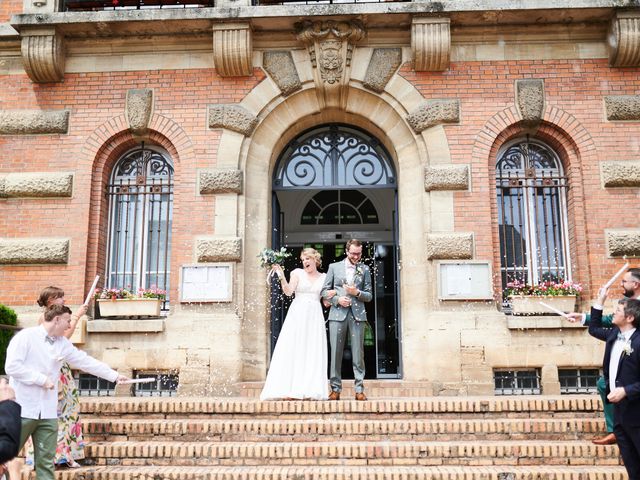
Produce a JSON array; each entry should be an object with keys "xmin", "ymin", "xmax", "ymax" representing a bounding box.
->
[
  {"xmin": 345, "ymin": 258, "xmax": 355, "ymax": 285},
  {"xmin": 6, "ymin": 325, "xmax": 119, "ymax": 419},
  {"xmin": 609, "ymin": 328, "xmax": 637, "ymax": 392}
]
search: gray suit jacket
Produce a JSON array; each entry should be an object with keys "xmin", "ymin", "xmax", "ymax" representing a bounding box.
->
[{"xmin": 321, "ymin": 260, "xmax": 372, "ymax": 322}]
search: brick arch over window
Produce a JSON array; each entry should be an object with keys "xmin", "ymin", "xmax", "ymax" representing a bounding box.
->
[
  {"xmin": 82, "ymin": 115, "xmax": 194, "ymax": 301},
  {"xmin": 471, "ymin": 106, "xmax": 597, "ymax": 301}
]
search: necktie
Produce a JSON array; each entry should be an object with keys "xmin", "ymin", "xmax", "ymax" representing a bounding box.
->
[
  {"xmin": 617, "ymin": 333, "xmax": 627, "ymax": 342},
  {"xmin": 45, "ymin": 335, "xmax": 56, "ymax": 345}
]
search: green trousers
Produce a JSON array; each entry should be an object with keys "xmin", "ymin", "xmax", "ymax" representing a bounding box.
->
[
  {"xmin": 597, "ymin": 376, "xmax": 615, "ymax": 433},
  {"xmin": 19, "ymin": 418, "xmax": 58, "ymax": 480}
]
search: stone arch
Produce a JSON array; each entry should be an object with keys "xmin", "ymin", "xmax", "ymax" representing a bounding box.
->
[
  {"xmin": 472, "ymin": 106, "xmax": 597, "ymax": 299},
  {"xmin": 229, "ymin": 77, "xmax": 439, "ymax": 381},
  {"xmin": 82, "ymin": 114, "xmax": 195, "ymax": 299}
]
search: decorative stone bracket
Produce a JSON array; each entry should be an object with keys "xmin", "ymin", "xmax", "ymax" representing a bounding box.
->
[
  {"xmin": 0, "ymin": 238, "xmax": 69, "ymax": 264},
  {"xmin": 601, "ymin": 161, "xmax": 640, "ymax": 188},
  {"xmin": 208, "ymin": 104, "xmax": 258, "ymax": 136},
  {"xmin": 212, "ymin": 22, "xmax": 253, "ymax": 77},
  {"xmin": 296, "ymin": 20, "xmax": 366, "ymax": 110},
  {"xmin": 406, "ymin": 99, "xmax": 460, "ymax": 133},
  {"xmin": 424, "ymin": 165, "xmax": 469, "ymax": 191},
  {"xmin": 126, "ymin": 89, "xmax": 154, "ymax": 136},
  {"xmin": 411, "ymin": 17, "xmax": 450, "ymax": 72},
  {"xmin": 21, "ymin": 27, "xmax": 65, "ymax": 83},
  {"xmin": 606, "ymin": 230, "xmax": 640, "ymax": 258},
  {"xmin": 604, "ymin": 95, "xmax": 640, "ymax": 121},
  {"xmin": 515, "ymin": 79, "xmax": 545, "ymax": 124},
  {"xmin": 426, "ymin": 233, "xmax": 474, "ymax": 260},
  {"xmin": 0, "ymin": 172, "xmax": 73, "ymax": 198},
  {"xmin": 196, "ymin": 237, "xmax": 242, "ymax": 262},
  {"xmin": 608, "ymin": 11, "xmax": 640, "ymax": 67},
  {"xmin": 199, "ymin": 169, "xmax": 243, "ymax": 194}
]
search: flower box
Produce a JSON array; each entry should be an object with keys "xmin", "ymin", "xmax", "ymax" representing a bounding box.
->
[
  {"xmin": 97, "ymin": 298, "xmax": 162, "ymax": 318},
  {"xmin": 509, "ymin": 295, "xmax": 577, "ymax": 316}
]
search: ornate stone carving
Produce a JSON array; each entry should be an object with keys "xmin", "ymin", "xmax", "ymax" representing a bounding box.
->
[
  {"xmin": 212, "ymin": 22, "xmax": 253, "ymax": 77},
  {"xmin": 426, "ymin": 233, "xmax": 474, "ymax": 260},
  {"xmin": 21, "ymin": 28, "xmax": 65, "ymax": 83},
  {"xmin": 196, "ymin": 237, "xmax": 242, "ymax": 262},
  {"xmin": 208, "ymin": 104, "xmax": 258, "ymax": 137},
  {"xmin": 406, "ymin": 99, "xmax": 460, "ymax": 133},
  {"xmin": 0, "ymin": 172, "xmax": 73, "ymax": 198},
  {"xmin": 608, "ymin": 11, "xmax": 640, "ymax": 67},
  {"xmin": 0, "ymin": 238, "xmax": 69, "ymax": 264},
  {"xmin": 606, "ymin": 230, "xmax": 640, "ymax": 258},
  {"xmin": 0, "ymin": 110, "xmax": 69, "ymax": 135},
  {"xmin": 363, "ymin": 48, "xmax": 402, "ymax": 94},
  {"xmin": 199, "ymin": 169, "xmax": 243, "ymax": 194},
  {"xmin": 263, "ymin": 51, "xmax": 302, "ymax": 97},
  {"xmin": 604, "ymin": 95, "xmax": 640, "ymax": 121},
  {"xmin": 296, "ymin": 20, "xmax": 366, "ymax": 109},
  {"xmin": 515, "ymin": 79, "xmax": 545, "ymax": 124},
  {"xmin": 424, "ymin": 165, "xmax": 469, "ymax": 192},
  {"xmin": 601, "ymin": 161, "xmax": 640, "ymax": 188},
  {"xmin": 126, "ymin": 89, "xmax": 154, "ymax": 136},
  {"xmin": 412, "ymin": 17, "xmax": 450, "ymax": 72}
]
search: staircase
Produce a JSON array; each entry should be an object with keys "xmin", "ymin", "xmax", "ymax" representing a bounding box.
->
[{"xmin": 20, "ymin": 384, "xmax": 625, "ymax": 480}]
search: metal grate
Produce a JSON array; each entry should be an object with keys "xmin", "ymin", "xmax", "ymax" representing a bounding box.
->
[
  {"xmin": 76, "ymin": 373, "xmax": 116, "ymax": 396},
  {"xmin": 105, "ymin": 144, "xmax": 173, "ymax": 311},
  {"xmin": 64, "ymin": 0, "xmax": 214, "ymax": 10},
  {"xmin": 559, "ymin": 368, "xmax": 600, "ymax": 394},
  {"xmin": 494, "ymin": 369, "xmax": 541, "ymax": 395},
  {"xmin": 132, "ymin": 371, "xmax": 179, "ymax": 397}
]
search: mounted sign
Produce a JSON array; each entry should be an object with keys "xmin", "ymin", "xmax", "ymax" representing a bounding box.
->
[
  {"xmin": 437, "ymin": 261, "xmax": 493, "ymax": 300},
  {"xmin": 180, "ymin": 263, "xmax": 233, "ymax": 302}
]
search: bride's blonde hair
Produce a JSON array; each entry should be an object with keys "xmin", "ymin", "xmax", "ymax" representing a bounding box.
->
[{"xmin": 301, "ymin": 247, "xmax": 322, "ymax": 268}]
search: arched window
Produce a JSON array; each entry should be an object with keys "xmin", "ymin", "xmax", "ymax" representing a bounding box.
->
[
  {"xmin": 105, "ymin": 144, "xmax": 173, "ymax": 304},
  {"xmin": 301, "ymin": 189, "xmax": 379, "ymax": 225},
  {"xmin": 496, "ymin": 138, "xmax": 571, "ymax": 288}
]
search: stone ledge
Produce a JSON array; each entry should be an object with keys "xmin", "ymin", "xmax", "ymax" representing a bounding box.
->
[
  {"xmin": 0, "ymin": 172, "xmax": 73, "ymax": 198},
  {"xmin": 87, "ymin": 319, "xmax": 165, "ymax": 333},
  {"xmin": 601, "ymin": 161, "xmax": 640, "ymax": 188},
  {"xmin": 606, "ymin": 229, "xmax": 640, "ymax": 258},
  {"xmin": 0, "ymin": 238, "xmax": 69, "ymax": 264},
  {"xmin": 424, "ymin": 165, "xmax": 469, "ymax": 191},
  {"xmin": 507, "ymin": 315, "xmax": 585, "ymax": 330}
]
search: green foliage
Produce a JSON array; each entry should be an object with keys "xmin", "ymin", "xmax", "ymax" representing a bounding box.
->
[{"xmin": 0, "ymin": 304, "xmax": 18, "ymax": 375}]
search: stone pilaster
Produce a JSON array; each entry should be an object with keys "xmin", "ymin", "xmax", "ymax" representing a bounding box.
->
[
  {"xmin": 411, "ymin": 17, "xmax": 450, "ymax": 72},
  {"xmin": 212, "ymin": 22, "xmax": 253, "ymax": 77},
  {"xmin": 608, "ymin": 11, "xmax": 640, "ymax": 67},
  {"xmin": 296, "ymin": 20, "xmax": 366, "ymax": 110},
  {"xmin": 21, "ymin": 28, "xmax": 65, "ymax": 83}
]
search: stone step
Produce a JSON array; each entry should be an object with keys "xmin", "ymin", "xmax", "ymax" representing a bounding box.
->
[
  {"xmin": 78, "ymin": 395, "xmax": 603, "ymax": 418},
  {"xmin": 236, "ymin": 380, "xmax": 436, "ymax": 398},
  {"xmin": 83, "ymin": 417, "xmax": 606, "ymax": 442},
  {"xmin": 78, "ymin": 440, "xmax": 621, "ymax": 466},
  {"xmin": 23, "ymin": 465, "xmax": 628, "ymax": 480}
]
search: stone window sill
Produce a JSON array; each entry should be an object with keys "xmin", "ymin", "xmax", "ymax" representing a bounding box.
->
[
  {"xmin": 506, "ymin": 315, "xmax": 585, "ymax": 330},
  {"xmin": 87, "ymin": 319, "xmax": 164, "ymax": 333}
]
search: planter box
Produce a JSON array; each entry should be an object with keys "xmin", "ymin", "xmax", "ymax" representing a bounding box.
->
[
  {"xmin": 509, "ymin": 295, "xmax": 577, "ymax": 316},
  {"xmin": 97, "ymin": 299, "xmax": 162, "ymax": 318}
]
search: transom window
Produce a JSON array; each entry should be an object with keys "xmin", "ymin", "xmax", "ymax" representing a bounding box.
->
[
  {"xmin": 105, "ymin": 145, "xmax": 173, "ymax": 307},
  {"xmin": 496, "ymin": 138, "xmax": 571, "ymax": 290},
  {"xmin": 273, "ymin": 124, "xmax": 395, "ymax": 190},
  {"xmin": 301, "ymin": 189, "xmax": 379, "ymax": 225}
]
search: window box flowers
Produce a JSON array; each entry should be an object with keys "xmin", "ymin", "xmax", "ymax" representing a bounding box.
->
[
  {"xmin": 95, "ymin": 287, "xmax": 166, "ymax": 318},
  {"xmin": 504, "ymin": 280, "xmax": 582, "ymax": 316}
]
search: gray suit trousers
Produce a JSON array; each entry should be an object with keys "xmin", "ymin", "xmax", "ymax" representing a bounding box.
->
[{"xmin": 329, "ymin": 310, "xmax": 365, "ymax": 393}]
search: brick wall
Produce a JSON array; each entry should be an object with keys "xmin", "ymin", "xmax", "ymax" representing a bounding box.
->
[{"xmin": 0, "ymin": 0, "xmax": 21, "ymax": 23}]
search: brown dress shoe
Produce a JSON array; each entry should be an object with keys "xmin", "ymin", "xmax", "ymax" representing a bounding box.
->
[
  {"xmin": 592, "ymin": 433, "xmax": 617, "ymax": 445},
  {"xmin": 328, "ymin": 391, "xmax": 340, "ymax": 400},
  {"xmin": 355, "ymin": 392, "xmax": 367, "ymax": 401}
]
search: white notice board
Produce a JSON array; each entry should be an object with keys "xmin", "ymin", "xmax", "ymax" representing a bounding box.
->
[
  {"xmin": 180, "ymin": 263, "xmax": 233, "ymax": 302},
  {"xmin": 437, "ymin": 261, "xmax": 493, "ymax": 300}
]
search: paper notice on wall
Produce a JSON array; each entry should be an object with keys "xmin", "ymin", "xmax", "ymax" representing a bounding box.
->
[{"xmin": 445, "ymin": 264, "xmax": 473, "ymax": 297}]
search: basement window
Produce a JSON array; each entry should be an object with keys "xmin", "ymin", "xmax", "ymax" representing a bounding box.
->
[
  {"xmin": 132, "ymin": 371, "xmax": 179, "ymax": 397},
  {"xmin": 494, "ymin": 369, "xmax": 541, "ymax": 395},
  {"xmin": 75, "ymin": 373, "xmax": 116, "ymax": 396},
  {"xmin": 558, "ymin": 368, "xmax": 599, "ymax": 394}
]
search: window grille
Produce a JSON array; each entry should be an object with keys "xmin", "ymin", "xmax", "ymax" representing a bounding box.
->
[
  {"xmin": 105, "ymin": 144, "xmax": 173, "ymax": 310},
  {"xmin": 496, "ymin": 138, "xmax": 571, "ymax": 295},
  {"xmin": 494, "ymin": 369, "xmax": 541, "ymax": 395},
  {"xmin": 132, "ymin": 371, "xmax": 179, "ymax": 397},
  {"xmin": 559, "ymin": 368, "xmax": 600, "ymax": 394},
  {"xmin": 75, "ymin": 373, "xmax": 116, "ymax": 396}
]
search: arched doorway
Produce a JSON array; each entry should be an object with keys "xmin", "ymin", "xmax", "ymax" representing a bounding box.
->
[{"xmin": 271, "ymin": 124, "xmax": 401, "ymax": 379}]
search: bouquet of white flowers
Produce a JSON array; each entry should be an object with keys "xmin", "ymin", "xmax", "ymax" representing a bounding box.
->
[{"xmin": 258, "ymin": 247, "xmax": 291, "ymax": 268}]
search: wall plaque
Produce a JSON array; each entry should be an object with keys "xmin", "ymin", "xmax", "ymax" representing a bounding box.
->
[
  {"xmin": 437, "ymin": 261, "xmax": 493, "ymax": 300},
  {"xmin": 180, "ymin": 263, "xmax": 233, "ymax": 302}
]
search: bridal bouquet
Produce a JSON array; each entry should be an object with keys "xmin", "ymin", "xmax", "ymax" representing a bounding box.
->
[{"xmin": 258, "ymin": 247, "xmax": 291, "ymax": 268}]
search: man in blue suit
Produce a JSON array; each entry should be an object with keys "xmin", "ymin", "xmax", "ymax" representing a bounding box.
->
[
  {"xmin": 322, "ymin": 239, "xmax": 372, "ymax": 401},
  {"xmin": 589, "ymin": 288, "xmax": 640, "ymax": 479}
]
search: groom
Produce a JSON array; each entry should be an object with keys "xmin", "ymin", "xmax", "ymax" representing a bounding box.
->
[{"xmin": 322, "ymin": 239, "xmax": 372, "ymax": 401}]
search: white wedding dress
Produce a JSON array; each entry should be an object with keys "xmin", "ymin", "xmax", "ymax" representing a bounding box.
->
[{"xmin": 260, "ymin": 269, "xmax": 329, "ymax": 400}]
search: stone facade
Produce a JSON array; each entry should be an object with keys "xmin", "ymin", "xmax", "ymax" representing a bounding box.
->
[{"xmin": 1, "ymin": 1, "xmax": 640, "ymax": 397}]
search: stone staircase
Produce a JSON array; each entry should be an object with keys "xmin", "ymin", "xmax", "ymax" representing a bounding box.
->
[{"xmin": 17, "ymin": 385, "xmax": 626, "ymax": 480}]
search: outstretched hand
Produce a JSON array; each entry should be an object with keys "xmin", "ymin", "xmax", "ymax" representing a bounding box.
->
[
  {"xmin": 597, "ymin": 286, "xmax": 609, "ymax": 306},
  {"xmin": 565, "ymin": 313, "xmax": 583, "ymax": 323},
  {"xmin": 0, "ymin": 378, "xmax": 15, "ymax": 402}
]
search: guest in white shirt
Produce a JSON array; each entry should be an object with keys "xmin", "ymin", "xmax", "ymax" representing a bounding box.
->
[{"xmin": 5, "ymin": 304, "xmax": 128, "ymax": 480}]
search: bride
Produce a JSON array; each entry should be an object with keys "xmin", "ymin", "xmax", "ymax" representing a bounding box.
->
[{"xmin": 260, "ymin": 248, "xmax": 334, "ymax": 400}]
